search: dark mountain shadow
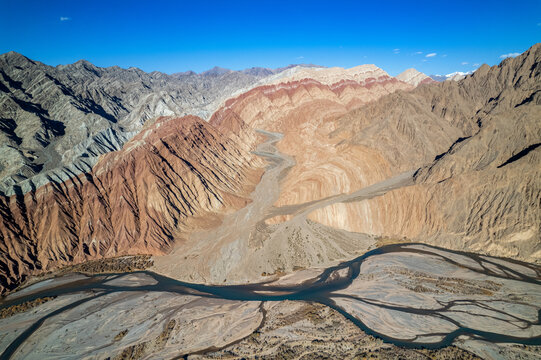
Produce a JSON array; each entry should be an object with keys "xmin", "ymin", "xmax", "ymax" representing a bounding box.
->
[{"xmin": 497, "ymin": 143, "xmax": 541, "ymax": 168}]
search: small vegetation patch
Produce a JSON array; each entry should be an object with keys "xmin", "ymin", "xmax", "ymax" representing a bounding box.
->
[
  {"xmin": 114, "ymin": 329, "xmax": 129, "ymax": 342},
  {"xmin": 13, "ymin": 255, "xmax": 154, "ymax": 294},
  {"xmin": 0, "ymin": 296, "xmax": 56, "ymax": 319},
  {"xmin": 389, "ymin": 266, "xmax": 502, "ymax": 295}
]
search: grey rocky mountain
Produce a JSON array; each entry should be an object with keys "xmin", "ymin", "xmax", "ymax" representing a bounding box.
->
[
  {"xmin": 0, "ymin": 52, "xmax": 282, "ymax": 196},
  {"xmin": 428, "ymin": 74, "xmax": 448, "ymax": 82}
]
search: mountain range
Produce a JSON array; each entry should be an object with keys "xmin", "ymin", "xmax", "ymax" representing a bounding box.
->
[
  {"xmin": 0, "ymin": 43, "xmax": 540, "ymax": 360},
  {"xmin": 0, "ymin": 45, "xmax": 539, "ymax": 296}
]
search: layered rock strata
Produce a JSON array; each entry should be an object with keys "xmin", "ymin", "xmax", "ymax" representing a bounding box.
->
[
  {"xmin": 210, "ymin": 67, "xmax": 414, "ymax": 213},
  {"xmin": 0, "ymin": 52, "xmax": 273, "ymax": 196},
  {"xmin": 0, "ymin": 115, "xmax": 263, "ymax": 294},
  {"xmin": 308, "ymin": 44, "xmax": 541, "ymax": 261}
]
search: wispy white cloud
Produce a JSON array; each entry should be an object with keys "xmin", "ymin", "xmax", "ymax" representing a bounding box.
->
[
  {"xmin": 414, "ymin": 51, "xmax": 423, "ymax": 55},
  {"xmin": 441, "ymin": 54, "xmax": 447, "ymax": 58},
  {"xmin": 473, "ymin": 63, "xmax": 480, "ymax": 67},
  {"xmin": 296, "ymin": 56, "xmax": 304, "ymax": 60},
  {"xmin": 421, "ymin": 59, "xmax": 427, "ymax": 62},
  {"xmin": 461, "ymin": 61, "xmax": 469, "ymax": 65},
  {"xmin": 499, "ymin": 52, "xmax": 520, "ymax": 59},
  {"xmin": 425, "ymin": 53, "xmax": 437, "ymax": 58},
  {"xmin": 393, "ymin": 48, "xmax": 400, "ymax": 54},
  {"xmin": 60, "ymin": 16, "xmax": 70, "ymax": 21}
]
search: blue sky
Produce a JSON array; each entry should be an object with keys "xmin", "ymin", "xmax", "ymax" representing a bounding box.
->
[{"xmin": 1, "ymin": 0, "xmax": 539, "ymax": 75}]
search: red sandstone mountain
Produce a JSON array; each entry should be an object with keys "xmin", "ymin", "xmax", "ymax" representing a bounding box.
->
[{"xmin": 0, "ymin": 115, "xmax": 262, "ymax": 293}]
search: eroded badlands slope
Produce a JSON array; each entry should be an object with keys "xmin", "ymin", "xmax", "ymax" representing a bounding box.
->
[
  {"xmin": 311, "ymin": 43, "xmax": 541, "ymax": 261},
  {"xmin": 1, "ymin": 45, "xmax": 539, "ymax": 296},
  {"xmin": 0, "ymin": 115, "xmax": 263, "ymax": 294}
]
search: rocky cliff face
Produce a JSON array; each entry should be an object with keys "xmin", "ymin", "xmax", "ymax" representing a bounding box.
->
[
  {"xmin": 0, "ymin": 115, "xmax": 263, "ymax": 294},
  {"xmin": 308, "ymin": 44, "xmax": 541, "ymax": 261}
]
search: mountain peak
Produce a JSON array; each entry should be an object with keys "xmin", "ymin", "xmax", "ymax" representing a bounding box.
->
[
  {"xmin": 3, "ymin": 50, "xmax": 23, "ymax": 58},
  {"xmin": 396, "ymin": 68, "xmax": 434, "ymax": 86},
  {"xmin": 0, "ymin": 51, "xmax": 35, "ymax": 66},
  {"xmin": 74, "ymin": 59, "xmax": 93, "ymax": 65}
]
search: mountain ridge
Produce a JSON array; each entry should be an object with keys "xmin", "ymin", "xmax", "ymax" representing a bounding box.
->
[
  {"xmin": 0, "ymin": 52, "xmax": 278, "ymax": 197},
  {"xmin": 0, "ymin": 55, "xmax": 415, "ymax": 198}
]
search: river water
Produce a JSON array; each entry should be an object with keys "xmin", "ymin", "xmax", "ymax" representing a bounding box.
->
[{"xmin": 1, "ymin": 243, "xmax": 540, "ymax": 359}]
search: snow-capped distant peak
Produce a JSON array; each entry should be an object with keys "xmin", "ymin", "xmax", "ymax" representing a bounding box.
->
[
  {"xmin": 430, "ymin": 69, "xmax": 476, "ymax": 82},
  {"xmin": 445, "ymin": 71, "xmax": 472, "ymax": 77}
]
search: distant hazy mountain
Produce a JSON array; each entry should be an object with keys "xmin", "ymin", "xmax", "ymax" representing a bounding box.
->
[
  {"xmin": 201, "ymin": 66, "xmax": 233, "ymax": 76},
  {"xmin": 429, "ymin": 70, "xmax": 474, "ymax": 82}
]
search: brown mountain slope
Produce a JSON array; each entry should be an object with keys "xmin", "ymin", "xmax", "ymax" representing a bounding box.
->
[
  {"xmin": 308, "ymin": 43, "xmax": 541, "ymax": 261},
  {"xmin": 210, "ymin": 72, "xmax": 414, "ymax": 211},
  {"xmin": 0, "ymin": 115, "xmax": 263, "ymax": 294}
]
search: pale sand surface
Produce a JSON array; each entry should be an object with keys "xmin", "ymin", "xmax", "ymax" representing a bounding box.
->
[{"xmin": 1, "ymin": 245, "xmax": 540, "ymax": 359}]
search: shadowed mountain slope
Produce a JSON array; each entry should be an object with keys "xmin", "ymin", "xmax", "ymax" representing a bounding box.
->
[{"xmin": 0, "ymin": 53, "xmax": 273, "ymax": 196}]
